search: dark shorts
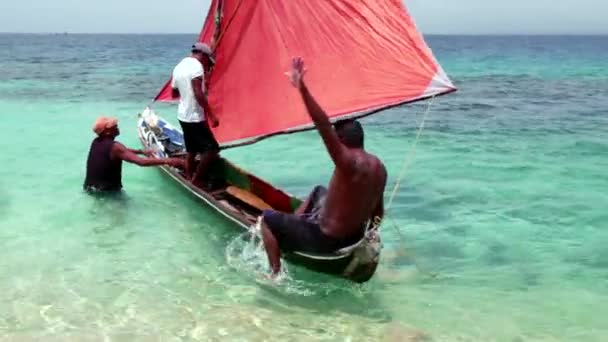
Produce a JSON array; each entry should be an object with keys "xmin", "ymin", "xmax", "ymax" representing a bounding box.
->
[
  {"xmin": 179, "ymin": 120, "xmax": 219, "ymax": 153},
  {"xmin": 262, "ymin": 186, "xmax": 363, "ymax": 253}
]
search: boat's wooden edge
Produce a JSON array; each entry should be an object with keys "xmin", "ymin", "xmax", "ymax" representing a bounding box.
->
[
  {"xmin": 138, "ymin": 120, "xmax": 358, "ymax": 255},
  {"xmin": 139, "ymin": 111, "xmax": 301, "ymax": 206},
  {"xmin": 137, "ymin": 129, "xmax": 255, "ymax": 230},
  {"xmin": 137, "ymin": 115, "xmax": 376, "ymax": 277}
]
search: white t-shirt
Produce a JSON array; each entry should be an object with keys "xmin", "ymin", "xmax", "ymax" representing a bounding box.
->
[{"xmin": 171, "ymin": 57, "xmax": 206, "ymax": 123}]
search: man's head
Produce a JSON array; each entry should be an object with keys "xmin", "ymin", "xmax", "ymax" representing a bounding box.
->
[
  {"xmin": 334, "ymin": 119, "xmax": 364, "ymax": 149},
  {"xmin": 191, "ymin": 42, "xmax": 216, "ymax": 69},
  {"xmin": 93, "ymin": 116, "xmax": 119, "ymax": 138}
]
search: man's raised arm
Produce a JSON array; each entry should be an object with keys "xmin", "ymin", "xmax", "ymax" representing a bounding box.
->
[{"xmin": 290, "ymin": 57, "xmax": 354, "ymax": 172}]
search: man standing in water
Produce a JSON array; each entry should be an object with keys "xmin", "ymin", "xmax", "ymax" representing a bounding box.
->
[
  {"xmin": 171, "ymin": 42, "xmax": 220, "ymax": 184},
  {"xmin": 261, "ymin": 57, "xmax": 387, "ymax": 278},
  {"xmin": 83, "ymin": 116, "xmax": 184, "ymax": 193}
]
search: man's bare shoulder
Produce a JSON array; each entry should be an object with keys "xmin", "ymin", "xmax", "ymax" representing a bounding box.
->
[
  {"xmin": 349, "ymin": 150, "xmax": 385, "ymax": 178},
  {"xmin": 362, "ymin": 150, "xmax": 385, "ymax": 169},
  {"xmin": 109, "ymin": 141, "xmax": 127, "ymax": 159},
  {"xmin": 364, "ymin": 152, "xmax": 387, "ymax": 183},
  {"xmin": 111, "ymin": 141, "xmax": 126, "ymax": 151}
]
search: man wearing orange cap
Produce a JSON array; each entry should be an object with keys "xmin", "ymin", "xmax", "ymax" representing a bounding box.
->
[{"xmin": 83, "ymin": 116, "xmax": 184, "ymax": 193}]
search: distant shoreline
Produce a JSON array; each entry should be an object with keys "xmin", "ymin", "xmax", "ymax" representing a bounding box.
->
[{"xmin": 1, "ymin": 32, "xmax": 607, "ymax": 37}]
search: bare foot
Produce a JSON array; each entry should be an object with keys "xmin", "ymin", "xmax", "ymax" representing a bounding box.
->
[
  {"xmin": 262, "ymin": 272, "xmax": 281, "ymax": 283},
  {"xmin": 263, "ymin": 273, "xmax": 276, "ymax": 280}
]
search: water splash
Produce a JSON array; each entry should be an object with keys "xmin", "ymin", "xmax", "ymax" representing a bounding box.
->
[
  {"xmin": 225, "ymin": 230, "xmax": 277, "ymax": 277},
  {"xmin": 225, "ymin": 230, "xmax": 322, "ymax": 296}
]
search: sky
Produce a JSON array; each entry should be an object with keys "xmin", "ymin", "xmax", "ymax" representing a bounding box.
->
[{"xmin": 0, "ymin": 0, "xmax": 606, "ymax": 35}]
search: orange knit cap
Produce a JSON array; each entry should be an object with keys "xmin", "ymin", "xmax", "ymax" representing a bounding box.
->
[{"xmin": 93, "ymin": 116, "xmax": 118, "ymax": 135}]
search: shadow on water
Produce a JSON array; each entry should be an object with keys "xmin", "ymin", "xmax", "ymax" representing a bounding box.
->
[
  {"xmin": 146, "ymin": 168, "xmax": 464, "ymax": 323},
  {"xmin": 81, "ymin": 190, "xmax": 137, "ymax": 253},
  {"xmin": 84, "ymin": 190, "xmax": 131, "ymax": 225},
  {"xmin": 249, "ymin": 265, "xmax": 393, "ymax": 322},
  {"xmin": 151, "ymin": 177, "xmax": 395, "ymax": 322}
]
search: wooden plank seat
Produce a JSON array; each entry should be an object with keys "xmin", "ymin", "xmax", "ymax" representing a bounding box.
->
[{"xmin": 225, "ymin": 186, "xmax": 274, "ymax": 212}]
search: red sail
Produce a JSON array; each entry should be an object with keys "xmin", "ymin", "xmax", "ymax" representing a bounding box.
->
[
  {"xmin": 153, "ymin": 0, "xmax": 221, "ymax": 102},
  {"xmin": 155, "ymin": 0, "xmax": 456, "ymax": 147}
]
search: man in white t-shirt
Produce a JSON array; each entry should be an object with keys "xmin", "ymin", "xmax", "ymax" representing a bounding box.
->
[{"xmin": 171, "ymin": 42, "xmax": 220, "ymax": 184}]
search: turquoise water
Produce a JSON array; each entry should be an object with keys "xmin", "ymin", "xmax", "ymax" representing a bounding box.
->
[{"xmin": 1, "ymin": 34, "xmax": 607, "ymax": 341}]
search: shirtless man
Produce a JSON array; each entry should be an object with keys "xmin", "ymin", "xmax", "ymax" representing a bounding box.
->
[{"xmin": 261, "ymin": 57, "xmax": 387, "ymax": 277}]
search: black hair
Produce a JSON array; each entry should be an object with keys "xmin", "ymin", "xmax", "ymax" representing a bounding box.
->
[{"xmin": 334, "ymin": 119, "xmax": 364, "ymax": 148}]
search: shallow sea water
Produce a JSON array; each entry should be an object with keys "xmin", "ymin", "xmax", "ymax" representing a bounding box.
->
[{"xmin": 0, "ymin": 34, "xmax": 607, "ymax": 341}]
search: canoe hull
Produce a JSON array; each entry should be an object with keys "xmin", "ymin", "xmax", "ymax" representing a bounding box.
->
[{"xmin": 137, "ymin": 107, "xmax": 380, "ymax": 283}]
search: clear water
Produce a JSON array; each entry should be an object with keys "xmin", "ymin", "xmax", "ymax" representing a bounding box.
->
[{"xmin": 0, "ymin": 34, "xmax": 607, "ymax": 341}]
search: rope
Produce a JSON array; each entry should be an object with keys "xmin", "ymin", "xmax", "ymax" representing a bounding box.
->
[
  {"xmin": 146, "ymin": 0, "xmax": 241, "ymax": 106},
  {"xmin": 386, "ymin": 95, "xmax": 435, "ymax": 212},
  {"xmin": 211, "ymin": 0, "xmax": 245, "ymax": 51},
  {"xmin": 248, "ymin": 97, "xmax": 439, "ymax": 278},
  {"xmin": 382, "ymin": 96, "xmax": 439, "ymax": 279}
]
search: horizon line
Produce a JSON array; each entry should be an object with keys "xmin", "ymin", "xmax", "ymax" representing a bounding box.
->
[{"xmin": 1, "ymin": 31, "xmax": 607, "ymax": 36}]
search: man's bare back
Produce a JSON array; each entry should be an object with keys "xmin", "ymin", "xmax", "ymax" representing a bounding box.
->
[{"xmin": 321, "ymin": 150, "xmax": 387, "ymax": 239}]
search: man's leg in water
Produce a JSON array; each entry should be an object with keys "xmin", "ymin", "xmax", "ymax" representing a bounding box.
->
[
  {"xmin": 261, "ymin": 218, "xmax": 281, "ymax": 276},
  {"xmin": 261, "ymin": 210, "xmax": 334, "ymax": 276},
  {"xmin": 192, "ymin": 150, "xmax": 218, "ymax": 182}
]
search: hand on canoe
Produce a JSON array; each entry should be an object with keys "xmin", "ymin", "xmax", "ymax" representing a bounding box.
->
[
  {"xmin": 142, "ymin": 148, "xmax": 156, "ymax": 157},
  {"xmin": 167, "ymin": 158, "xmax": 185, "ymax": 168}
]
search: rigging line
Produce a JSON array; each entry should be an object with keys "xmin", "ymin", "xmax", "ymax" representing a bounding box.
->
[
  {"xmin": 145, "ymin": 0, "xmax": 244, "ymax": 108},
  {"xmin": 386, "ymin": 95, "xmax": 435, "ymax": 212},
  {"xmin": 213, "ymin": 0, "xmax": 225, "ymax": 43},
  {"xmin": 212, "ymin": 0, "xmax": 246, "ymax": 51},
  {"xmin": 382, "ymin": 96, "xmax": 438, "ymax": 278}
]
